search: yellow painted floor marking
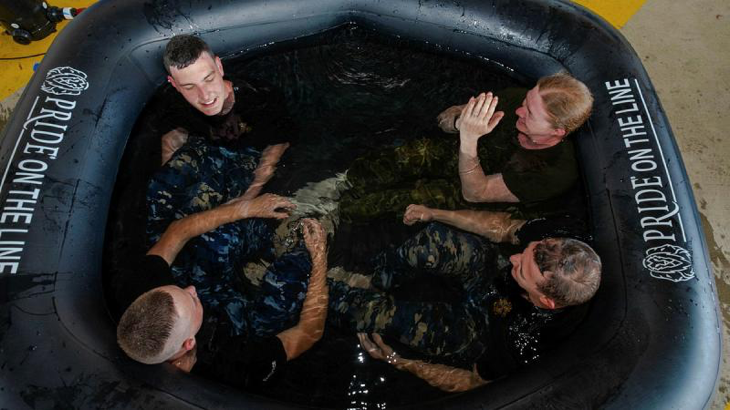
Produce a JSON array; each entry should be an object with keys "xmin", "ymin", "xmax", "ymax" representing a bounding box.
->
[
  {"xmin": 572, "ymin": 0, "xmax": 649, "ymax": 28},
  {"xmin": 0, "ymin": 0, "xmax": 97, "ymax": 101}
]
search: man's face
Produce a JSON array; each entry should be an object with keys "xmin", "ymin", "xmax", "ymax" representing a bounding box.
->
[
  {"xmin": 515, "ymin": 85, "xmax": 566, "ymax": 145},
  {"xmin": 509, "ymin": 240, "xmax": 553, "ymax": 309},
  {"xmin": 168, "ymin": 52, "xmax": 228, "ymax": 116},
  {"xmin": 163, "ymin": 285, "xmax": 204, "ymax": 339}
]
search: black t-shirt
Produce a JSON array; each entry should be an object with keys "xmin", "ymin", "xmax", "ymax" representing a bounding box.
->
[
  {"xmin": 119, "ymin": 255, "xmax": 287, "ymax": 388},
  {"xmin": 501, "ymin": 138, "xmax": 578, "ymax": 202},
  {"xmin": 475, "ymin": 87, "xmax": 579, "ymax": 204},
  {"xmin": 157, "ymin": 75, "xmax": 298, "ymax": 151},
  {"xmin": 474, "ymin": 217, "xmax": 591, "ymax": 381}
]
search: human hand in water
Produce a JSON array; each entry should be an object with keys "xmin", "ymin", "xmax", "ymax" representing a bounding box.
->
[
  {"xmin": 459, "ymin": 92, "xmax": 504, "ymax": 146},
  {"xmin": 226, "ymin": 193, "xmax": 295, "ymax": 220},
  {"xmin": 403, "ymin": 204, "xmax": 434, "ymax": 225},
  {"xmin": 437, "ymin": 104, "xmax": 466, "ymax": 134},
  {"xmin": 358, "ymin": 333, "xmax": 401, "ymax": 364},
  {"xmin": 170, "ymin": 345, "xmax": 197, "ymax": 373},
  {"xmin": 160, "ymin": 127, "xmax": 189, "ymax": 165},
  {"xmin": 241, "ymin": 142, "xmax": 290, "ymax": 200},
  {"xmin": 302, "ymin": 218, "xmax": 327, "ymax": 262}
]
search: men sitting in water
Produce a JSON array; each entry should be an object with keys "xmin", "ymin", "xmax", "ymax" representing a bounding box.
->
[
  {"xmin": 115, "ymin": 84, "xmax": 329, "ymax": 385},
  {"xmin": 117, "ymin": 203, "xmax": 329, "ymax": 387},
  {"xmin": 339, "ymin": 72, "xmax": 593, "ymax": 222},
  {"xmin": 327, "ymin": 204, "xmax": 601, "ymax": 392},
  {"xmin": 157, "ymin": 34, "xmax": 295, "ymax": 200}
]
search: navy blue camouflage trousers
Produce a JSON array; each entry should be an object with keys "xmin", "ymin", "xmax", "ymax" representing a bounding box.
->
[
  {"xmin": 328, "ymin": 222, "xmax": 501, "ymax": 361},
  {"xmin": 147, "ymin": 137, "xmax": 312, "ymax": 338}
]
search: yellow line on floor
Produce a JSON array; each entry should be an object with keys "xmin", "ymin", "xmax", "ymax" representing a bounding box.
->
[
  {"xmin": 0, "ymin": 0, "xmax": 97, "ymax": 101},
  {"xmin": 572, "ymin": 0, "xmax": 649, "ymax": 28}
]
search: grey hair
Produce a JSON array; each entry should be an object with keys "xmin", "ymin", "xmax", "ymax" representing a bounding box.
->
[{"xmin": 534, "ymin": 238, "xmax": 602, "ymax": 307}]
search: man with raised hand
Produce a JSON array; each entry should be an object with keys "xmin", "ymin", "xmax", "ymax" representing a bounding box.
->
[{"xmin": 339, "ymin": 72, "xmax": 593, "ymax": 222}]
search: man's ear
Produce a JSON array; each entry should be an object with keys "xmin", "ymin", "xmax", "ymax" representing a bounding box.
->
[
  {"xmin": 552, "ymin": 127, "xmax": 567, "ymax": 139},
  {"xmin": 168, "ymin": 75, "xmax": 179, "ymax": 91},
  {"xmin": 183, "ymin": 337, "xmax": 196, "ymax": 352},
  {"xmin": 539, "ymin": 295, "xmax": 557, "ymax": 310},
  {"xmin": 538, "ymin": 271, "xmax": 558, "ymax": 309},
  {"xmin": 215, "ymin": 56, "xmax": 224, "ymax": 76}
]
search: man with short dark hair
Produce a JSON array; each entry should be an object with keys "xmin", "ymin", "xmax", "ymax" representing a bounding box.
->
[
  {"xmin": 157, "ymin": 34, "xmax": 295, "ymax": 201},
  {"xmin": 117, "ymin": 202, "xmax": 329, "ymax": 386},
  {"xmin": 328, "ymin": 204, "xmax": 601, "ymax": 392}
]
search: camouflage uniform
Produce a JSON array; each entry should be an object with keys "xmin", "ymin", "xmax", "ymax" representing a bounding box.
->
[
  {"xmin": 147, "ymin": 137, "xmax": 312, "ymax": 337},
  {"xmin": 339, "ymin": 88, "xmax": 525, "ymax": 223},
  {"xmin": 328, "ymin": 222, "xmax": 507, "ymax": 362}
]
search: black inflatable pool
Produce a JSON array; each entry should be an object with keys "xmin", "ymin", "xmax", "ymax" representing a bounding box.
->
[{"xmin": 0, "ymin": 0, "xmax": 720, "ymax": 408}]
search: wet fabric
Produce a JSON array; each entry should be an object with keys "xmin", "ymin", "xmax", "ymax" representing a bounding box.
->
[
  {"xmin": 328, "ymin": 222, "xmax": 587, "ymax": 377},
  {"xmin": 339, "ymin": 87, "xmax": 580, "ymax": 222},
  {"xmin": 119, "ymin": 254, "xmax": 290, "ymax": 389},
  {"xmin": 156, "ymin": 75, "xmax": 298, "ymax": 151},
  {"xmin": 146, "ymin": 137, "xmax": 312, "ymax": 338},
  {"xmin": 328, "ymin": 222, "xmax": 502, "ymax": 362}
]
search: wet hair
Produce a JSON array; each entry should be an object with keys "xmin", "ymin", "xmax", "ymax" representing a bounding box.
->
[
  {"xmin": 163, "ymin": 34, "xmax": 213, "ymax": 74},
  {"xmin": 533, "ymin": 238, "xmax": 602, "ymax": 307},
  {"xmin": 117, "ymin": 289, "xmax": 178, "ymax": 364},
  {"xmin": 537, "ymin": 72, "xmax": 594, "ymax": 135}
]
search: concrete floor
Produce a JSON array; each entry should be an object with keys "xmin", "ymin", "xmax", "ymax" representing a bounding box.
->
[
  {"xmin": 619, "ymin": 1, "xmax": 730, "ymax": 408},
  {"xmin": 0, "ymin": 0, "xmax": 728, "ymax": 407}
]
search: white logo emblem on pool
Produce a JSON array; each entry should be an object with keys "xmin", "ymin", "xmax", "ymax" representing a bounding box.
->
[
  {"xmin": 643, "ymin": 244, "xmax": 694, "ymax": 282},
  {"xmin": 41, "ymin": 66, "xmax": 90, "ymax": 96}
]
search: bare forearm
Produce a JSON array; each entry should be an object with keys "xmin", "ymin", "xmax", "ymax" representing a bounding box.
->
[
  {"xmin": 458, "ymin": 148, "xmax": 519, "ymax": 203},
  {"xmin": 430, "ymin": 209, "xmax": 525, "ymax": 244},
  {"xmin": 393, "ymin": 358, "xmax": 487, "ymax": 392},
  {"xmin": 147, "ymin": 204, "xmax": 236, "ymax": 265},
  {"xmin": 277, "ymin": 255, "xmax": 328, "ymax": 360},
  {"xmin": 458, "ymin": 147, "xmax": 490, "ymax": 200},
  {"xmin": 242, "ymin": 143, "xmax": 289, "ymax": 199}
]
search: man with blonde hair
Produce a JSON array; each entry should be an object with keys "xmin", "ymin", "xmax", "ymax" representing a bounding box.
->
[
  {"xmin": 450, "ymin": 72, "xmax": 592, "ymax": 204},
  {"xmin": 339, "ymin": 72, "xmax": 593, "ymax": 223}
]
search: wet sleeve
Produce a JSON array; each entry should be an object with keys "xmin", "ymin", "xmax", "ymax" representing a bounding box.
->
[
  {"xmin": 477, "ymin": 306, "xmax": 589, "ymax": 381},
  {"xmin": 515, "ymin": 216, "xmax": 591, "ymax": 244},
  {"xmin": 501, "ymin": 143, "xmax": 578, "ymax": 203},
  {"xmin": 116, "ymin": 255, "xmax": 175, "ymax": 312},
  {"xmin": 151, "ymin": 87, "xmax": 195, "ymax": 136},
  {"xmin": 475, "ymin": 321, "xmax": 521, "ymax": 381},
  {"xmin": 209, "ymin": 336, "xmax": 288, "ymax": 389},
  {"xmin": 240, "ymin": 77, "xmax": 299, "ymax": 147}
]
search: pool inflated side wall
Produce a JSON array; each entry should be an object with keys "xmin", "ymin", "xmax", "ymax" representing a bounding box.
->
[{"xmin": 0, "ymin": 0, "xmax": 719, "ymax": 408}]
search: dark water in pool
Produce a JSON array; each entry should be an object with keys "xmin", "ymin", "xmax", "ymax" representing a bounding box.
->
[{"xmin": 106, "ymin": 25, "xmax": 527, "ymax": 409}]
